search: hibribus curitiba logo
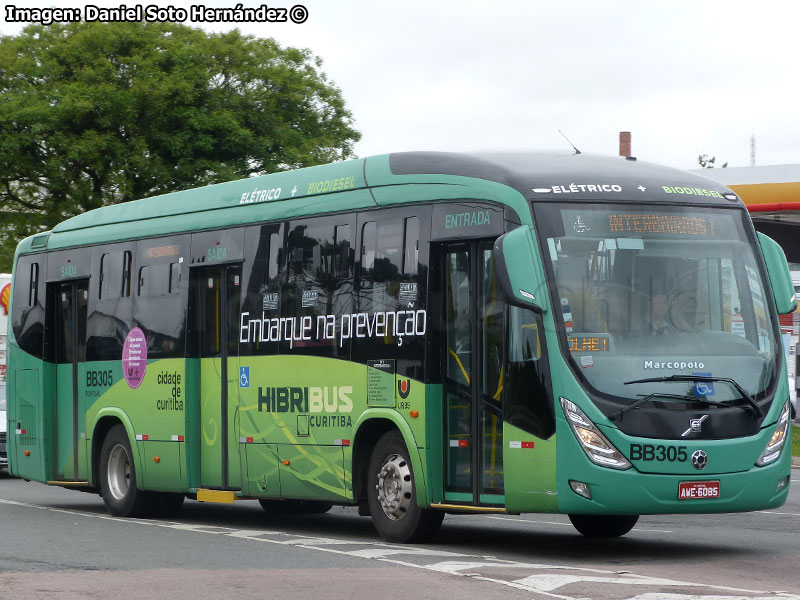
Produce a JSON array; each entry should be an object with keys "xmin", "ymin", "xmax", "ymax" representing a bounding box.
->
[{"xmin": 258, "ymin": 386, "xmax": 354, "ymax": 428}]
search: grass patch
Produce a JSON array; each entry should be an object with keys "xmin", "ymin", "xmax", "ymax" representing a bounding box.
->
[{"xmin": 793, "ymin": 424, "xmax": 800, "ymax": 457}]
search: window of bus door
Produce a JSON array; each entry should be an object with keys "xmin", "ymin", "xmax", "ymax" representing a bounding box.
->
[{"xmin": 443, "ymin": 242, "xmax": 505, "ymax": 501}]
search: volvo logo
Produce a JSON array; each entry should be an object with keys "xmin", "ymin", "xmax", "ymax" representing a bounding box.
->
[
  {"xmin": 691, "ymin": 450, "xmax": 708, "ymax": 471},
  {"xmin": 682, "ymin": 414, "xmax": 709, "ymax": 437}
]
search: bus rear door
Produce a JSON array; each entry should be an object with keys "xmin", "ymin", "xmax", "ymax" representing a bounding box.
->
[
  {"xmin": 50, "ymin": 279, "xmax": 89, "ymax": 481},
  {"xmin": 190, "ymin": 265, "xmax": 241, "ymax": 490}
]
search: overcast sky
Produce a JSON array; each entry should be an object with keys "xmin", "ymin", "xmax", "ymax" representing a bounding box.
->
[{"xmin": 2, "ymin": 0, "xmax": 799, "ymax": 170}]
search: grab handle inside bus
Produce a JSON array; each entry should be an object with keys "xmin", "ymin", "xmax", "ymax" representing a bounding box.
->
[
  {"xmin": 756, "ymin": 232, "xmax": 797, "ymax": 315},
  {"xmin": 493, "ymin": 225, "xmax": 549, "ymax": 313}
]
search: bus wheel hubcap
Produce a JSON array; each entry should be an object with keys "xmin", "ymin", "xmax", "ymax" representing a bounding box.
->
[
  {"xmin": 376, "ymin": 453, "xmax": 412, "ymax": 521},
  {"xmin": 107, "ymin": 445, "xmax": 130, "ymax": 501}
]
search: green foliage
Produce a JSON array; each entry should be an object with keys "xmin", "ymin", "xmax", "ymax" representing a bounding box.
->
[
  {"xmin": 698, "ymin": 154, "xmax": 728, "ymax": 169},
  {"xmin": 0, "ymin": 21, "xmax": 361, "ymax": 271}
]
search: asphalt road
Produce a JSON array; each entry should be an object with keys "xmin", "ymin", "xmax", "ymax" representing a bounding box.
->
[{"xmin": 1, "ymin": 469, "xmax": 799, "ymax": 600}]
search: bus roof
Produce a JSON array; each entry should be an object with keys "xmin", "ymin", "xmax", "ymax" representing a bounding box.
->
[
  {"xmin": 20, "ymin": 151, "xmax": 741, "ymax": 254},
  {"xmin": 389, "ymin": 151, "xmax": 740, "ymax": 204}
]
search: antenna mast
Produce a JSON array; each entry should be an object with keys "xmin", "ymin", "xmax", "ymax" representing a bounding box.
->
[{"xmin": 559, "ymin": 130, "xmax": 581, "ymax": 155}]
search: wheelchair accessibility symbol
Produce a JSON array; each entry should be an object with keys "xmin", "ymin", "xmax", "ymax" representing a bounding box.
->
[
  {"xmin": 692, "ymin": 372, "xmax": 714, "ymax": 396},
  {"xmin": 240, "ymin": 366, "xmax": 250, "ymax": 388}
]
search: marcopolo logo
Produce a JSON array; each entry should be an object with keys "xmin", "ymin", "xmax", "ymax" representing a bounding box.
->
[{"xmin": 643, "ymin": 360, "xmax": 705, "ymax": 370}]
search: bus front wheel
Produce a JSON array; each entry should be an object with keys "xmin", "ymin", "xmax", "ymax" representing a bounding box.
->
[
  {"xmin": 367, "ymin": 430, "xmax": 443, "ymax": 543},
  {"xmin": 568, "ymin": 514, "xmax": 639, "ymax": 538},
  {"xmin": 99, "ymin": 425, "xmax": 155, "ymax": 517}
]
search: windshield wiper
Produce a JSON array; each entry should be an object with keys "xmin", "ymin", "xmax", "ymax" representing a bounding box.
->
[
  {"xmin": 622, "ymin": 375, "xmax": 763, "ymax": 418},
  {"xmin": 609, "ymin": 392, "xmax": 730, "ymax": 422}
]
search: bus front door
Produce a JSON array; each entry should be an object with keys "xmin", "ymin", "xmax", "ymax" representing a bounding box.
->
[
  {"xmin": 193, "ymin": 265, "xmax": 241, "ymax": 490},
  {"xmin": 52, "ymin": 279, "xmax": 88, "ymax": 481},
  {"xmin": 442, "ymin": 242, "xmax": 505, "ymax": 506}
]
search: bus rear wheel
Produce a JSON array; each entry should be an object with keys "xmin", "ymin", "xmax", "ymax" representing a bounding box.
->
[
  {"xmin": 99, "ymin": 425, "xmax": 156, "ymax": 517},
  {"xmin": 367, "ymin": 430, "xmax": 443, "ymax": 543},
  {"xmin": 568, "ymin": 514, "xmax": 639, "ymax": 538}
]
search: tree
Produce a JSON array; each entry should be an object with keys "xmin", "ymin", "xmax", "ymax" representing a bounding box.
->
[
  {"xmin": 698, "ymin": 154, "xmax": 728, "ymax": 169},
  {"xmin": 0, "ymin": 21, "xmax": 361, "ymax": 271}
]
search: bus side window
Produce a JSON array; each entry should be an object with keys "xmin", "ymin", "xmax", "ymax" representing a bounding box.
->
[
  {"xmin": 403, "ymin": 216, "xmax": 419, "ymax": 275},
  {"xmin": 29, "ymin": 261, "xmax": 39, "ymax": 306},
  {"xmin": 334, "ymin": 224, "xmax": 352, "ymax": 278},
  {"xmin": 353, "ymin": 209, "xmax": 426, "ymax": 374},
  {"xmin": 12, "ymin": 256, "xmax": 44, "ymax": 359},
  {"xmin": 134, "ymin": 237, "xmax": 187, "ymax": 359},
  {"xmin": 504, "ymin": 305, "xmax": 555, "ymax": 439},
  {"xmin": 361, "ymin": 221, "xmax": 376, "ymax": 273},
  {"xmin": 282, "ymin": 217, "xmax": 352, "ymax": 358},
  {"xmin": 268, "ymin": 231, "xmax": 282, "ymax": 283},
  {"xmin": 88, "ymin": 246, "xmax": 134, "ymax": 361},
  {"xmin": 100, "ymin": 251, "xmax": 131, "ymax": 300}
]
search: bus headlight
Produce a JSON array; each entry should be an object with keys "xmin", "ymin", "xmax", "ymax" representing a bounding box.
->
[
  {"xmin": 756, "ymin": 401, "xmax": 790, "ymax": 467},
  {"xmin": 560, "ymin": 397, "xmax": 631, "ymax": 470}
]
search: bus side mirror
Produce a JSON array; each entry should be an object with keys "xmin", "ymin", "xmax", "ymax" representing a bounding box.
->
[
  {"xmin": 757, "ymin": 232, "xmax": 796, "ymax": 315},
  {"xmin": 494, "ymin": 225, "xmax": 549, "ymax": 313}
]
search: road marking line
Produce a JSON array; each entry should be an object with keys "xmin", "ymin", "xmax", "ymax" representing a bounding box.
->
[
  {"xmin": 755, "ymin": 510, "xmax": 800, "ymax": 516},
  {"xmin": 627, "ymin": 595, "xmax": 798, "ymax": 600},
  {"xmin": 161, "ymin": 523, "xmax": 237, "ymax": 533},
  {"xmin": 347, "ymin": 548, "xmax": 466, "ymax": 558},
  {"xmin": 425, "ymin": 560, "xmax": 564, "ymax": 574},
  {"xmin": 282, "ymin": 537, "xmax": 380, "ymax": 546},
  {"xmin": 0, "ymin": 498, "xmax": 793, "ymax": 600},
  {"xmin": 226, "ymin": 529, "xmax": 285, "ymax": 539},
  {"xmin": 512, "ymin": 574, "xmax": 706, "ymax": 593}
]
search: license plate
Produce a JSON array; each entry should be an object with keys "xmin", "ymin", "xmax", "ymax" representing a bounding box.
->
[{"xmin": 678, "ymin": 480, "xmax": 720, "ymax": 500}]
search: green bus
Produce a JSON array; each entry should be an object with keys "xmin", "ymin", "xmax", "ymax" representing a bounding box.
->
[{"xmin": 6, "ymin": 151, "xmax": 796, "ymax": 542}]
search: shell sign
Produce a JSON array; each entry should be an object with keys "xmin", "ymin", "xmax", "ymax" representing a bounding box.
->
[{"xmin": 0, "ymin": 283, "xmax": 10, "ymax": 315}]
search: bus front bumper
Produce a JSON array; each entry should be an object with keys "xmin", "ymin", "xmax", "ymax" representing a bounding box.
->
[{"xmin": 556, "ymin": 450, "xmax": 791, "ymax": 515}]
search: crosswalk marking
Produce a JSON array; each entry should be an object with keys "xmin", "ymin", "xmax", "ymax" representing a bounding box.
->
[
  {"xmin": 346, "ymin": 548, "xmax": 466, "ymax": 559},
  {"xmin": 512, "ymin": 574, "xmax": 706, "ymax": 593},
  {"xmin": 628, "ymin": 595, "xmax": 793, "ymax": 600}
]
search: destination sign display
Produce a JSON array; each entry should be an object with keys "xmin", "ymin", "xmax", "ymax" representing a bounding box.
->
[
  {"xmin": 568, "ymin": 334, "xmax": 613, "ymax": 352},
  {"xmin": 560, "ymin": 208, "xmax": 738, "ymax": 240}
]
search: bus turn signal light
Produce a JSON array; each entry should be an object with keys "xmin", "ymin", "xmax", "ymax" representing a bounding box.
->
[
  {"xmin": 409, "ymin": 410, "xmax": 419, "ymax": 418},
  {"xmin": 24, "ymin": 450, "xmax": 30, "ymax": 456}
]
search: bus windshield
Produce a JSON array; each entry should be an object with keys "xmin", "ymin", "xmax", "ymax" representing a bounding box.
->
[{"xmin": 535, "ymin": 203, "xmax": 779, "ymax": 405}]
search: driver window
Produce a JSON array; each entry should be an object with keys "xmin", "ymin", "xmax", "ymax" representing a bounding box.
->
[{"xmin": 504, "ymin": 305, "xmax": 554, "ymax": 439}]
